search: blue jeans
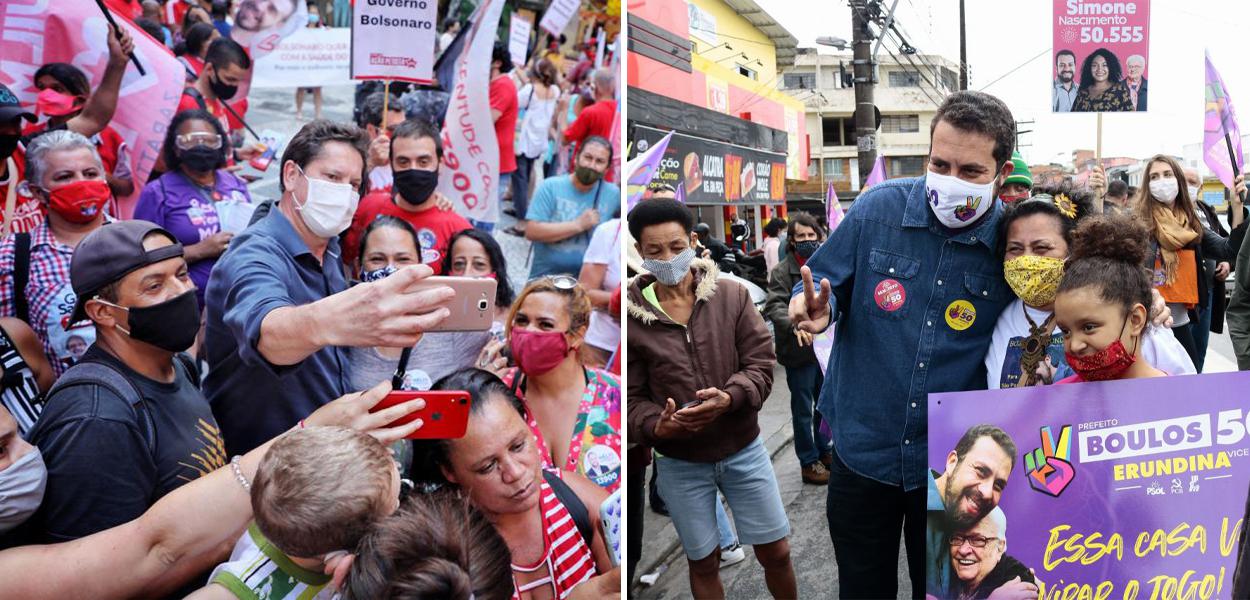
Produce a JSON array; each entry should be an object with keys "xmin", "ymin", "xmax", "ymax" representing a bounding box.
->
[
  {"xmin": 655, "ymin": 437, "xmax": 790, "ymax": 560},
  {"xmin": 511, "ymin": 155, "xmax": 536, "ymax": 220},
  {"xmin": 786, "ymin": 363, "xmax": 831, "ymax": 466},
  {"xmin": 1194, "ymin": 284, "xmax": 1215, "ymax": 373}
]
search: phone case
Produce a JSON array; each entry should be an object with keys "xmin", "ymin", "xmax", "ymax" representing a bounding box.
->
[
  {"xmin": 599, "ymin": 490, "xmax": 622, "ymax": 567},
  {"xmin": 411, "ymin": 276, "xmax": 498, "ymax": 332},
  {"xmin": 370, "ymin": 390, "xmax": 472, "ymax": 439}
]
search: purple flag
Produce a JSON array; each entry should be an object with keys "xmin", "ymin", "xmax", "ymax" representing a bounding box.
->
[
  {"xmin": 826, "ymin": 181, "xmax": 845, "ymax": 232},
  {"xmin": 863, "ymin": 156, "xmax": 886, "ymax": 190},
  {"xmin": 626, "ymin": 131, "xmax": 674, "ymax": 211},
  {"xmin": 1204, "ymin": 50, "xmax": 1244, "ymax": 189}
]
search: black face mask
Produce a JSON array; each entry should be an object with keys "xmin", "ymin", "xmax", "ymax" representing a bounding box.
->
[
  {"xmin": 179, "ymin": 146, "xmax": 222, "ymax": 173},
  {"xmin": 208, "ymin": 69, "xmax": 238, "ymax": 101},
  {"xmin": 393, "ymin": 168, "xmax": 439, "ymax": 205},
  {"xmin": 105, "ymin": 289, "xmax": 201, "ymax": 353},
  {"xmin": 0, "ymin": 134, "xmax": 18, "ymax": 161},
  {"xmin": 795, "ymin": 240, "xmax": 821, "ymax": 260}
]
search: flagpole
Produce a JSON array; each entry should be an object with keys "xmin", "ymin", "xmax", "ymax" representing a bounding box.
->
[
  {"xmin": 382, "ymin": 80, "xmax": 391, "ymax": 124},
  {"xmin": 1223, "ymin": 128, "xmax": 1247, "ymax": 203}
]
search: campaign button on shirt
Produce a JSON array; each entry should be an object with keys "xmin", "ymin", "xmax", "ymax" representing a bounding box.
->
[
  {"xmin": 875, "ymin": 279, "xmax": 906, "ymax": 312},
  {"xmin": 945, "ymin": 299, "xmax": 977, "ymax": 331}
]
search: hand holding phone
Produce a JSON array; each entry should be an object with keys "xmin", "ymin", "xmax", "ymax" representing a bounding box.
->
[
  {"xmin": 369, "ymin": 390, "xmax": 472, "ymax": 439},
  {"xmin": 409, "ymin": 276, "xmax": 498, "ymax": 332}
]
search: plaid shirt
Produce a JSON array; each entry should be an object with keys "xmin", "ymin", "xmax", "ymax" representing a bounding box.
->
[{"xmin": 0, "ymin": 222, "xmax": 93, "ymax": 376}]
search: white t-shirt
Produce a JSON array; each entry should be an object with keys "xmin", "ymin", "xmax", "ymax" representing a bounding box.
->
[
  {"xmin": 984, "ymin": 298, "xmax": 1196, "ymax": 389},
  {"xmin": 516, "ymin": 83, "xmax": 560, "ymax": 159},
  {"xmin": 762, "ymin": 237, "xmax": 781, "ymax": 278},
  {"xmin": 583, "ymin": 218, "xmax": 622, "ymax": 351}
]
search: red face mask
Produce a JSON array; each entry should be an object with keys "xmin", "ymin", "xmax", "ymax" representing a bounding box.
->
[
  {"xmin": 1063, "ymin": 315, "xmax": 1138, "ymax": 381},
  {"xmin": 36, "ymin": 88, "xmax": 80, "ymax": 117},
  {"xmin": 47, "ymin": 180, "xmax": 111, "ymax": 223},
  {"xmin": 1000, "ymin": 193, "xmax": 1029, "ymax": 204},
  {"xmin": 511, "ymin": 328, "xmax": 571, "ymax": 376}
]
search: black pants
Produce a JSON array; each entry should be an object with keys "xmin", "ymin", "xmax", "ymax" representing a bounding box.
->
[
  {"xmin": 826, "ymin": 448, "xmax": 925, "ymax": 599},
  {"xmin": 627, "ymin": 445, "xmax": 647, "ymax": 581},
  {"xmin": 1172, "ymin": 322, "xmax": 1199, "ymax": 367}
]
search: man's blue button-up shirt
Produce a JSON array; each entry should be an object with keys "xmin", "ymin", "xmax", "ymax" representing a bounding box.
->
[
  {"xmin": 204, "ymin": 208, "xmax": 352, "ymax": 456},
  {"xmin": 794, "ymin": 175, "xmax": 1010, "ymax": 491}
]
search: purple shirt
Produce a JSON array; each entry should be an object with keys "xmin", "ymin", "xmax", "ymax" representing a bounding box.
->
[{"xmin": 134, "ymin": 171, "xmax": 252, "ymax": 308}]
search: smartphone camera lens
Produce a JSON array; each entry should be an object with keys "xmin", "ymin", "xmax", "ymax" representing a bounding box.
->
[{"xmin": 477, "ymin": 298, "xmax": 489, "ymax": 311}]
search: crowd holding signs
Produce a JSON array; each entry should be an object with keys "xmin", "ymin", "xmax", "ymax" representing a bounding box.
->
[{"xmin": 0, "ymin": 0, "xmax": 623, "ymax": 598}]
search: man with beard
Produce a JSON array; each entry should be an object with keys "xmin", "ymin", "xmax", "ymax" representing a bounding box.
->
[
  {"xmin": 927, "ymin": 424, "xmax": 1024, "ymax": 597},
  {"xmin": 1053, "ymin": 50, "xmax": 1078, "ymax": 112}
]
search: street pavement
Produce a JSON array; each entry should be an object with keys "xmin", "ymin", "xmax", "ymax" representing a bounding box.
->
[
  {"xmin": 239, "ymin": 84, "xmax": 530, "ymax": 295},
  {"xmin": 631, "ymin": 331, "xmax": 1242, "ymax": 599}
]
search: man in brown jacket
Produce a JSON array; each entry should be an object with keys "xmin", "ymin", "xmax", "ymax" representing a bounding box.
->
[{"xmin": 626, "ymin": 199, "xmax": 795, "ymax": 599}]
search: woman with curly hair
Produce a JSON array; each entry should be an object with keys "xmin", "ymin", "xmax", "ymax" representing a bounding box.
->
[
  {"xmin": 984, "ymin": 186, "xmax": 1193, "ymax": 387},
  {"xmin": 1053, "ymin": 214, "xmax": 1179, "ymax": 382},
  {"xmin": 1071, "ymin": 48, "xmax": 1135, "ymax": 112}
]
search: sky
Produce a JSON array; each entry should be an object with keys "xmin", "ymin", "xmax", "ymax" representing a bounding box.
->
[{"xmin": 754, "ymin": 0, "xmax": 1250, "ymax": 169}]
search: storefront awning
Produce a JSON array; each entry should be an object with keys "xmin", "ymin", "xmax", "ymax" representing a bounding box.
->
[{"xmin": 631, "ymin": 125, "xmax": 788, "ymax": 206}]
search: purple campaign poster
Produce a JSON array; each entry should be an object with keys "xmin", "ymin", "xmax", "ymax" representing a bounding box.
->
[{"xmin": 928, "ymin": 372, "xmax": 1250, "ymax": 599}]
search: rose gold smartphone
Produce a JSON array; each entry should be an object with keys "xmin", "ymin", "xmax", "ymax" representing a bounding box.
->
[{"xmin": 412, "ymin": 276, "xmax": 497, "ymax": 332}]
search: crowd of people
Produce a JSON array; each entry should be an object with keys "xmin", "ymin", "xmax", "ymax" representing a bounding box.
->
[
  {"xmin": 0, "ymin": 1, "xmax": 623, "ymax": 599},
  {"xmin": 626, "ymin": 86, "xmax": 1250, "ymax": 598}
]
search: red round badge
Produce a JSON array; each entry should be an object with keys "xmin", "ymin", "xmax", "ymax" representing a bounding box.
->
[{"xmin": 874, "ymin": 279, "xmax": 906, "ymax": 312}]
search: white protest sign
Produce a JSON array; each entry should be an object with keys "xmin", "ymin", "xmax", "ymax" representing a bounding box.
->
[
  {"xmin": 436, "ymin": 0, "xmax": 506, "ymax": 225},
  {"xmin": 509, "ymin": 16, "xmax": 532, "ymax": 68},
  {"xmin": 539, "ymin": 0, "xmax": 578, "ymax": 36},
  {"xmin": 351, "ymin": 0, "xmax": 438, "ymax": 83},
  {"xmin": 252, "ymin": 28, "xmax": 352, "ymax": 88}
]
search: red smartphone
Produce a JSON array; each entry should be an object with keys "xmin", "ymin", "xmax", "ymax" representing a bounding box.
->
[{"xmin": 370, "ymin": 390, "xmax": 472, "ymax": 439}]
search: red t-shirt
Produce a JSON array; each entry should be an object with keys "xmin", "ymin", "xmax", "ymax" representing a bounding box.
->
[
  {"xmin": 343, "ymin": 190, "xmax": 474, "ymax": 272},
  {"xmin": 163, "ymin": 0, "xmax": 190, "ymax": 26},
  {"xmin": 0, "ymin": 145, "xmax": 42, "ymax": 235},
  {"xmin": 563, "ymin": 99, "xmax": 617, "ymax": 181},
  {"xmin": 489, "ymin": 76, "xmax": 518, "ymax": 174},
  {"xmin": 177, "ymin": 90, "xmax": 228, "ymax": 130}
]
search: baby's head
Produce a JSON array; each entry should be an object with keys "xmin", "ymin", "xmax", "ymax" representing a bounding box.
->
[
  {"xmin": 341, "ymin": 490, "xmax": 514, "ymax": 600},
  {"xmin": 1054, "ymin": 214, "xmax": 1153, "ymax": 378},
  {"xmin": 251, "ymin": 426, "xmax": 400, "ymax": 560}
]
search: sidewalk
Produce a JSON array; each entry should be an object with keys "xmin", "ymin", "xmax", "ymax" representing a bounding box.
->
[{"xmin": 632, "ymin": 365, "xmax": 914, "ymax": 599}]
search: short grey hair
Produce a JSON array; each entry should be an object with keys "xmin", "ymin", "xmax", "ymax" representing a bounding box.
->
[
  {"xmin": 984, "ymin": 506, "xmax": 1007, "ymax": 541},
  {"xmin": 25, "ymin": 130, "xmax": 102, "ymax": 191},
  {"xmin": 592, "ymin": 68, "xmax": 615, "ymax": 97},
  {"xmin": 1127, "ymin": 54, "xmax": 1145, "ymax": 67}
]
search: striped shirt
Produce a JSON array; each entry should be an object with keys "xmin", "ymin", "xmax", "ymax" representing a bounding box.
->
[
  {"xmin": 511, "ymin": 480, "xmax": 597, "ymax": 599},
  {"xmin": 208, "ymin": 522, "xmax": 334, "ymax": 600},
  {"xmin": 0, "ymin": 324, "xmax": 42, "ymax": 436}
]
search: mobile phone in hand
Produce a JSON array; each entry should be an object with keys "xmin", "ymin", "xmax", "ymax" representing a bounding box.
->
[{"xmin": 369, "ymin": 390, "xmax": 472, "ymax": 439}]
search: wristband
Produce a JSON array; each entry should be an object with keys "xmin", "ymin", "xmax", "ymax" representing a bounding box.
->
[{"xmin": 230, "ymin": 455, "xmax": 251, "ymax": 491}]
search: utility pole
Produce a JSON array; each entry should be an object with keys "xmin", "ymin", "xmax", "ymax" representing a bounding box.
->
[
  {"xmin": 851, "ymin": 0, "xmax": 877, "ymax": 188},
  {"xmin": 959, "ymin": 0, "xmax": 967, "ymax": 90}
]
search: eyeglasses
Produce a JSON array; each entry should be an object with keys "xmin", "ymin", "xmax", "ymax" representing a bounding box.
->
[
  {"xmin": 174, "ymin": 132, "xmax": 223, "ymax": 150},
  {"xmin": 529, "ymin": 274, "xmax": 578, "ymax": 291},
  {"xmin": 949, "ymin": 534, "xmax": 998, "ymax": 548}
]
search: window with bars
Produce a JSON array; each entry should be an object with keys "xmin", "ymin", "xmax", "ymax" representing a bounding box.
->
[
  {"xmin": 823, "ymin": 158, "xmax": 845, "ymax": 177},
  {"xmin": 888, "ymin": 71, "xmax": 921, "ymax": 87},
  {"xmin": 784, "ymin": 73, "xmax": 816, "ymax": 89},
  {"xmin": 889, "ymin": 156, "xmax": 927, "ymax": 177},
  {"xmin": 881, "ymin": 115, "xmax": 920, "ymax": 134}
]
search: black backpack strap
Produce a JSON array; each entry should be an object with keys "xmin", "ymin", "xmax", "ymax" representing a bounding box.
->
[
  {"xmin": 13, "ymin": 232, "xmax": 30, "ymax": 324},
  {"xmin": 173, "ymin": 352, "xmax": 200, "ymax": 389},
  {"xmin": 543, "ymin": 469, "xmax": 593, "ymax": 549},
  {"xmin": 183, "ymin": 87, "xmax": 207, "ymax": 111},
  {"xmin": 46, "ymin": 360, "xmax": 156, "ymax": 454}
]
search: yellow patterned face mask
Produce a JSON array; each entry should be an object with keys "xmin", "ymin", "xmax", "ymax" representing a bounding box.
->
[{"xmin": 1003, "ymin": 255, "xmax": 1066, "ymax": 307}]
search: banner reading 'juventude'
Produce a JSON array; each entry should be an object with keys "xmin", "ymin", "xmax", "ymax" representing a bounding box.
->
[
  {"xmin": 926, "ymin": 372, "xmax": 1250, "ymax": 599},
  {"xmin": 1052, "ymin": 0, "xmax": 1150, "ymax": 113}
]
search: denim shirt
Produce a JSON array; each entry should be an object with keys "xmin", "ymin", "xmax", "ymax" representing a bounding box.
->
[
  {"xmin": 204, "ymin": 208, "xmax": 352, "ymax": 456},
  {"xmin": 793, "ymin": 176, "xmax": 1009, "ymax": 491}
]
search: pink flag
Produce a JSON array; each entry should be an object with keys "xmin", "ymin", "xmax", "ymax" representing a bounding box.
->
[
  {"xmin": 1204, "ymin": 50, "xmax": 1244, "ymax": 189},
  {"xmin": 0, "ymin": 0, "xmax": 186, "ymax": 224},
  {"xmin": 863, "ymin": 156, "xmax": 886, "ymax": 190},
  {"xmin": 826, "ymin": 181, "xmax": 845, "ymax": 232}
]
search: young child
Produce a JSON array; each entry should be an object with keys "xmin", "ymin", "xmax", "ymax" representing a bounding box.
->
[
  {"xmin": 190, "ymin": 426, "xmax": 402, "ymax": 599},
  {"xmin": 1053, "ymin": 215, "xmax": 1169, "ymax": 382}
]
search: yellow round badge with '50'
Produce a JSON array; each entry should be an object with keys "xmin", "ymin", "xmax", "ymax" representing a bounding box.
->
[{"xmin": 945, "ymin": 299, "xmax": 976, "ymax": 331}]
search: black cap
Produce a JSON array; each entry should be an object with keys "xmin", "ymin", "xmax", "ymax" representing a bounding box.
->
[
  {"xmin": 69, "ymin": 221, "xmax": 184, "ymax": 323},
  {"xmin": 0, "ymin": 83, "xmax": 35, "ymax": 124}
]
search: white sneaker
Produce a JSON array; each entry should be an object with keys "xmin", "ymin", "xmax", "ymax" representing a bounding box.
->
[{"xmin": 719, "ymin": 543, "xmax": 746, "ymax": 568}]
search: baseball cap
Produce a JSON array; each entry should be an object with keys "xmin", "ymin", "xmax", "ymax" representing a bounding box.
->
[
  {"xmin": 69, "ymin": 221, "xmax": 185, "ymax": 324},
  {"xmin": 0, "ymin": 83, "xmax": 36, "ymax": 124}
]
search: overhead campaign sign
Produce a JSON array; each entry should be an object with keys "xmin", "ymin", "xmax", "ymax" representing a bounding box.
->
[
  {"xmin": 538, "ymin": 0, "xmax": 578, "ymax": 36},
  {"xmin": 631, "ymin": 125, "xmax": 786, "ymax": 206},
  {"xmin": 1052, "ymin": 0, "xmax": 1150, "ymax": 113},
  {"xmin": 252, "ymin": 27, "xmax": 352, "ymax": 88},
  {"xmin": 928, "ymin": 372, "xmax": 1250, "ymax": 599},
  {"xmin": 351, "ymin": 0, "xmax": 438, "ymax": 83}
]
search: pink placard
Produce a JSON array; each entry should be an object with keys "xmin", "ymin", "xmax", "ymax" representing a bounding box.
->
[{"xmin": 1052, "ymin": 0, "xmax": 1151, "ymax": 113}]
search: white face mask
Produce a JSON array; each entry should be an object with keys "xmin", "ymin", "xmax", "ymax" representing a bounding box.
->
[
  {"xmin": 293, "ymin": 165, "xmax": 360, "ymax": 238},
  {"xmin": 924, "ymin": 171, "xmax": 996, "ymax": 229},
  {"xmin": 1149, "ymin": 178, "xmax": 1178, "ymax": 205},
  {"xmin": 0, "ymin": 448, "xmax": 47, "ymax": 533},
  {"xmin": 1187, "ymin": 185, "xmax": 1200, "ymax": 201}
]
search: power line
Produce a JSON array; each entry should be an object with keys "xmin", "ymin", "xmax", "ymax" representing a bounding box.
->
[
  {"xmin": 977, "ymin": 48, "xmax": 1050, "ymax": 93},
  {"xmin": 846, "ymin": 0, "xmax": 945, "ymax": 106}
]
